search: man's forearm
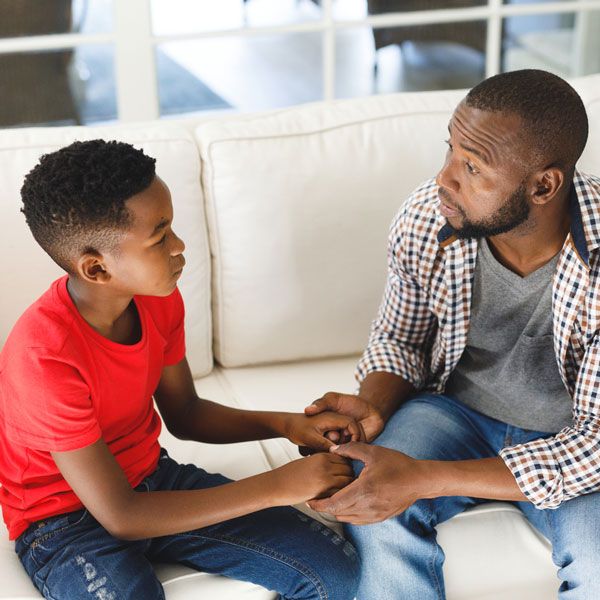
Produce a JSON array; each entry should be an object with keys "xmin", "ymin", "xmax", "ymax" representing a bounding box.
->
[
  {"xmin": 358, "ymin": 371, "xmax": 415, "ymax": 423},
  {"xmin": 421, "ymin": 455, "xmax": 527, "ymax": 502}
]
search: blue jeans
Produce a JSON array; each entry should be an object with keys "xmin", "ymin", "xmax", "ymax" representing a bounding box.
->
[
  {"xmin": 345, "ymin": 393, "xmax": 600, "ymax": 599},
  {"xmin": 16, "ymin": 450, "xmax": 359, "ymax": 600}
]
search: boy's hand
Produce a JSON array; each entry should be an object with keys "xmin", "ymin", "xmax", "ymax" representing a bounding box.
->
[
  {"xmin": 267, "ymin": 453, "xmax": 355, "ymax": 506},
  {"xmin": 281, "ymin": 411, "xmax": 365, "ymax": 454}
]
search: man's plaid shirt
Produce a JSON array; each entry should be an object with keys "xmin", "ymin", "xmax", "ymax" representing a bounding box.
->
[{"xmin": 357, "ymin": 170, "xmax": 600, "ymax": 509}]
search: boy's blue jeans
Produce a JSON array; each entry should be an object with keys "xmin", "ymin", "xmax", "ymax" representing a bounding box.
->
[
  {"xmin": 15, "ymin": 450, "xmax": 359, "ymax": 600},
  {"xmin": 346, "ymin": 393, "xmax": 600, "ymax": 599}
]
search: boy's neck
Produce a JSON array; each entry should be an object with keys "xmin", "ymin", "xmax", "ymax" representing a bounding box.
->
[{"xmin": 66, "ymin": 276, "xmax": 141, "ymax": 345}]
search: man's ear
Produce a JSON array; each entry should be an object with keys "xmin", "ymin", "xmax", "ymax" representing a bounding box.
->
[
  {"xmin": 75, "ymin": 251, "xmax": 111, "ymax": 284},
  {"xmin": 531, "ymin": 168, "xmax": 564, "ymax": 205}
]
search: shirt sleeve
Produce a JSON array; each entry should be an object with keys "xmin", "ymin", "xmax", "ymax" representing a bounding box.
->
[
  {"xmin": 0, "ymin": 352, "xmax": 101, "ymax": 453},
  {"xmin": 356, "ymin": 209, "xmax": 437, "ymax": 389},
  {"xmin": 500, "ymin": 333, "xmax": 600, "ymax": 509}
]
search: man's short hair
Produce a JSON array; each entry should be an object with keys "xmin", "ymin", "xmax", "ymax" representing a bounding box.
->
[
  {"xmin": 466, "ymin": 69, "xmax": 588, "ymax": 175},
  {"xmin": 21, "ymin": 139, "xmax": 156, "ymax": 273}
]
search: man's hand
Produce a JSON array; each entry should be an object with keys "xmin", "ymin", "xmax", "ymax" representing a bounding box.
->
[
  {"xmin": 305, "ymin": 392, "xmax": 386, "ymax": 443},
  {"xmin": 281, "ymin": 411, "xmax": 366, "ymax": 454},
  {"xmin": 307, "ymin": 442, "xmax": 432, "ymax": 524},
  {"xmin": 307, "ymin": 444, "xmax": 529, "ymax": 524}
]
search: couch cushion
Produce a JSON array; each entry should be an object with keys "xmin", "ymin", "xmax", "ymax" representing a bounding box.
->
[
  {"xmin": 197, "ymin": 90, "xmax": 464, "ymax": 367},
  {"xmin": 438, "ymin": 503, "xmax": 559, "ymax": 600},
  {"xmin": 0, "ymin": 124, "xmax": 212, "ymax": 377}
]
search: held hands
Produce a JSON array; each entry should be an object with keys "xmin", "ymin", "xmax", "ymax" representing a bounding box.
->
[
  {"xmin": 305, "ymin": 392, "xmax": 386, "ymax": 443},
  {"xmin": 307, "ymin": 442, "xmax": 431, "ymax": 525},
  {"xmin": 268, "ymin": 453, "xmax": 355, "ymax": 506},
  {"xmin": 281, "ymin": 411, "xmax": 366, "ymax": 454}
]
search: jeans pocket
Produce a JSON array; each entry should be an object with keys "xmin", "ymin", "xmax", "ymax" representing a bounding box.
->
[{"xmin": 18, "ymin": 509, "xmax": 90, "ymax": 562}]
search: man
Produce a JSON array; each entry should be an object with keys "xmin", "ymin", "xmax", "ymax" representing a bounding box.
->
[{"xmin": 306, "ymin": 69, "xmax": 600, "ymax": 598}]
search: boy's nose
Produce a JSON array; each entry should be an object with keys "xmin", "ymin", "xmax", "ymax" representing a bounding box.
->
[{"xmin": 171, "ymin": 231, "xmax": 185, "ymax": 255}]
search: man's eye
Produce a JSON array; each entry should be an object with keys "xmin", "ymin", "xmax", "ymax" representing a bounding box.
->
[
  {"xmin": 444, "ymin": 139, "xmax": 453, "ymax": 151},
  {"xmin": 466, "ymin": 162, "xmax": 479, "ymax": 175}
]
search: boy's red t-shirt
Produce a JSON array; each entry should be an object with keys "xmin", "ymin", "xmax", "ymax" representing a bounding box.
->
[{"xmin": 0, "ymin": 276, "xmax": 186, "ymax": 540}]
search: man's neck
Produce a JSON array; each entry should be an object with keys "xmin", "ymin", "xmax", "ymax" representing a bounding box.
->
[{"xmin": 486, "ymin": 195, "xmax": 572, "ymax": 278}]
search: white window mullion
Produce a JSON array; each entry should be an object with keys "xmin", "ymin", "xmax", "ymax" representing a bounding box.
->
[
  {"xmin": 486, "ymin": 0, "xmax": 503, "ymax": 78},
  {"xmin": 322, "ymin": 0, "xmax": 335, "ymax": 101},
  {"xmin": 113, "ymin": 0, "xmax": 159, "ymax": 121},
  {"xmin": 572, "ymin": 9, "xmax": 600, "ymax": 76}
]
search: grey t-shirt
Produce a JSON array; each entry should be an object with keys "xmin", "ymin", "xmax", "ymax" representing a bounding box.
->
[{"xmin": 445, "ymin": 239, "xmax": 572, "ymax": 432}]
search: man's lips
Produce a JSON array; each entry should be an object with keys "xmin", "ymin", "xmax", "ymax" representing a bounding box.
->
[{"xmin": 438, "ymin": 189, "xmax": 461, "ymax": 217}]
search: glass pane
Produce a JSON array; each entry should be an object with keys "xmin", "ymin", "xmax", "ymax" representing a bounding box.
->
[
  {"xmin": 502, "ymin": 10, "xmax": 600, "ymax": 77},
  {"xmin": 334, "ymin": 0, "xmax": 486, "ymax": 21},
  {"xmin": 151, "ymin": 0, "xmax": 322, "ymax": 36},
  {"xmin": 74, "ymin": 44, "xmax": 118, "ymax": 124},
  {"xmin": 0, "ymin": 0, "xmax": 113, "ymax": 39},
  {"xmin": 77, "ymin": 0, "xmax": 114, "ymax": 35},
  {"xmin": 157, "ymin": 33, "xmax": 323, "ymax": 115},
  {"xmin": 503, "ymin": 0, "xmax": 574, "ymax": 4},
  {"xmin": 336, "ymin": 21, "xmax": 486, "ymax": 98},
  {"xmin": 0, "ymin": 44, "xmax": 116, "ymax": 127}
]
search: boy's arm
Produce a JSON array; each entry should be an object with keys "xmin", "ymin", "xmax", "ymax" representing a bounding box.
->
[
  {"xmin": 154, "ymin": 357, "xmax": 363, "ymax": 450},
  {"xmin": 52, "ymin": 437, "xmax": 353, "ymax": 540}
]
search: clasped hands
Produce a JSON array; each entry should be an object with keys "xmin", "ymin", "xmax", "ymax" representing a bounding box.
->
[{"xmin": 290, "ymin": 392, "xmax": 427, "ymax": 525}]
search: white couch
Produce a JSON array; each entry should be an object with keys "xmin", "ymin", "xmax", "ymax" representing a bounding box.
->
[{"xmin": 2, "ymin": 75, "xmax": 600, "ymax": 600}]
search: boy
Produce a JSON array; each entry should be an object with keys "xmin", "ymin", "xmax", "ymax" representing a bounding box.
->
[{"xmin": 0, "ymin": 140, "xmax": 361, "ymax": 600}]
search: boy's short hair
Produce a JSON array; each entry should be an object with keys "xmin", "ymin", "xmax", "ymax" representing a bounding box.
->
[
  {"xmin": 466, "ymin": 69, "xmax": 588, "ymax": 175},
  {"xmin": 21, "ymin": 139, "xmax": 157, "ymax": 273}
]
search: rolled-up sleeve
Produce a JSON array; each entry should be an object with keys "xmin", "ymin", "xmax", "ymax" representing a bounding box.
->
[{"xmin": 500, "ymin": 334, "xmax": 600, "ymax": 509}]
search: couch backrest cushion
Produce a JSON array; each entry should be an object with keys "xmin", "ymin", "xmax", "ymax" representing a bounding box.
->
[
  {"xmin": 197, "ymin": 89, "xmax": 464, "ymax": 367},
  {"xmin": 0, "ymin": 124, "xmax": 212, "ymax": 377},
  {"xmin": 198, "ymin": 74, "xmax": 600, "ymax": 368}
]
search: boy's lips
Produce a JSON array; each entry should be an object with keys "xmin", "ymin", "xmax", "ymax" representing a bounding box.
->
[{"xmin": 172, "ymin": 257, "xmax": 186, "ymax": 278}]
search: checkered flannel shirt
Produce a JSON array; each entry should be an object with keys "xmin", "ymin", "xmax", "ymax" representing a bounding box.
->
[{"xmin": 356, "ymin": 170, "xmax": 600, "ymax": 509}]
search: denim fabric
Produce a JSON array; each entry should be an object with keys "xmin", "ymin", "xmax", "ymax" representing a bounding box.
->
[
  {"xmin": 16, "ymin": 451, "xmax": 359, "ymax": 600},
  {"xmin": 345, "ymin": 393, "xmax": 600, "ymax": 599}
]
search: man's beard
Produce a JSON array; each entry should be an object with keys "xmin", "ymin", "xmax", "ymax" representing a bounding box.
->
[{"xmin": 443, "ymin": 180, "xmax": 530, "ymax": 239}]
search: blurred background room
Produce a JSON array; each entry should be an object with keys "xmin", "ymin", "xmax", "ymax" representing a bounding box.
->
[{"xmin": 1, "ymin": 0, "xmax": 599, "ymax": 128}]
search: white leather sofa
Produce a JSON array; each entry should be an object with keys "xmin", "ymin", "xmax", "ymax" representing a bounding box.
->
[{"xmin": 1, "ymin": 75, "xmax": 600, "ymax": 600}]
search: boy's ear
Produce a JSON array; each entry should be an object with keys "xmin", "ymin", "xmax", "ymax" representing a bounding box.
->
[
  {"xmin": 75, "ymin": 251, "xmax": 111, "ymax": 284},
  {"xmin": 531, "ymin": 168, "xmax": 564, "ymax": 205}
]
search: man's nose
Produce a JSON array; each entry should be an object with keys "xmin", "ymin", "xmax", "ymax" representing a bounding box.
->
[{"xmin": 436, "ymin": 157, "xmax": 459, "ymax": 193}]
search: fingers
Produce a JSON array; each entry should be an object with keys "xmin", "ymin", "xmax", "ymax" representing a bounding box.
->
[
  {"xmin": 325, "ymin": 430, "xmax": 340, "ymax": 442},
  {"xmin": 312, "ymin": 476, "xmax": 355, "ymax": 499},
  {"xmin": 305, "ymin": 394, "xmax": 338, "ymax": 415},
  {"xmin": 345, "ymin": 419, "xmax": 367, "ymax": 442},
  {"xmin": 328, "ymin": 441, "xmax": 371, "ymax": 464},
  {"xmin": 307, "ymin": 478, "xmax": 361, "ymax": 514}
]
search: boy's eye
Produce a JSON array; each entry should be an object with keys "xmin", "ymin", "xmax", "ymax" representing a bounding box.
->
[{"xmin": 155, "ymin": 234, "xmax": 167, "ymax": 246}]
